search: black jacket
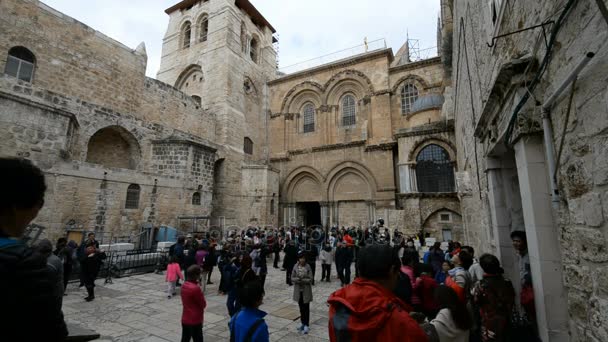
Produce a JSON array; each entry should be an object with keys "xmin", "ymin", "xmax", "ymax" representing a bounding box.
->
[
  {"xmin": 335, "ymin": 246, "xmax": 353, "ymax": 268},
  {"xmin": 283, "ymin": 243, "xmax": 298, "ymax": 267},
  {"xmin": 0, "ymin": 238, "xmax": 68, "ymax": 341}
]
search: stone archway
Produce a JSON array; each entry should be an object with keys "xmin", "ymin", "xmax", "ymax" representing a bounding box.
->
[{"xmin": 86, "ymin": 126, "xmax": 140, "ymax": 170}]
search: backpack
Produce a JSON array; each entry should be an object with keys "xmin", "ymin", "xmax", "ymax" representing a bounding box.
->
[{"xmin": 230, "ymin": 311, "xmax": 265, "ymax": 342}]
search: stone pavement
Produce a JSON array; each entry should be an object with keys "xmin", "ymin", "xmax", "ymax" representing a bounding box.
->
[{"xmin": 63, "ymin": 259, "xmax": 355, "ymax": 341}]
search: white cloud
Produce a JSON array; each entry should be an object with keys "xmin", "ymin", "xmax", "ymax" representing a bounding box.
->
[{"xmin": 40, "ymin": 0, "xmax": 440, "ymax": 77}]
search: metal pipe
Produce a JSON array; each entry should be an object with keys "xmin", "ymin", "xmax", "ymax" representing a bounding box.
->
[
  {"xmin": 541, "ymin": 52, "xmax": 595, "ymax": 209},
  {"xmin": 542, "ymin": 52, "xmax": 594, "ymax": 109}
]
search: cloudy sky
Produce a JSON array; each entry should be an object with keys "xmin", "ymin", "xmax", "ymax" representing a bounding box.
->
[{"xmin": 42, "ymin": 0, "xmax": 441, "ymax": 77}]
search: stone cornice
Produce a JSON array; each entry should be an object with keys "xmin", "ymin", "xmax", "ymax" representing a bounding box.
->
[
  {"xmin": 365, "ymin": 142, "xmax": 397, "ymax": 152},
  {"xmin": 394, "ymin": 120, "xmax": 454, "ymax": 139},
  {"xmin": 388, "ymin": 57, "xmax": 442, "ymax": 73},
  {"xmin": 475, "ymin": 56, "xmax": 536, "ymax": 139},
  {"xmin": 397, "ymin": 192, "xmax": 458, "ymax": 199},
  {"xmin": 0, "ymin": 89, "xmax": 78, "ymax": 126},
  {"xmin": 268, "ymin": 49, "xmax": 394, "ymax": 85},
  {"xmin": 151, "ymin": 138, "xmax": 217, "ymax": 153}
]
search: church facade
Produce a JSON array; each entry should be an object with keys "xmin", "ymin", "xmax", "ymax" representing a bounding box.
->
[{"xmin": 0, "ymin": 0, "xmax": 461, "ymax": 242}]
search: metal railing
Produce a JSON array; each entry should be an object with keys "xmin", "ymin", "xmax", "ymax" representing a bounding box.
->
[
  {"xmin": 278, "ymin": 38, "xmax": 387, "ymax": 75},
  {"xmin": 69, "ymin": 249, "xmax": 169, "ymax": 284}
]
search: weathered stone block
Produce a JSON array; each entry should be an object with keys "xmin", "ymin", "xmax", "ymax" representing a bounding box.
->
[
  {"xmin": 568, "ymin": 197, "xmax": 585, "ymax": 225},
  {"xmin": 567, "ymin": 290, "xmax": 590, "ymax": 321},
  {"xmin": 595, "ymin": 266, "xmax": 608, "ymax": 297},
  {"xmin": 582, "ymin": 192, "xmax": 604, "ymax": 227},
  {"xmin": 589, "ymin": 297, "xmax": 608, "ymax": 341},
  {"xmin": 564, "ymin": 264, "xmax": 592, "ymax": 293}
]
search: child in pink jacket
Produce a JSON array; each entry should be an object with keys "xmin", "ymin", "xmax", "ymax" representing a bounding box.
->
[{"xmin": 166, "ymin": 256, "xmax": 184, "ymax": 298}]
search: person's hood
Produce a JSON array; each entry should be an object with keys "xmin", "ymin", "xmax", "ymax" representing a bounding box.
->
[
  {"xmin": 432, "ymin": 308, "xmax": 467, "ymax": 338},
  {"xmin": 327, "ymin": 278, "xmax": 410, "ymax": 335}
]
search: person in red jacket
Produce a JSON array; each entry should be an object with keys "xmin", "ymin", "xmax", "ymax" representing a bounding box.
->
[
  {"xmin": 416, "ymin": 264, "xmax": 440, "ymax": 320},
  {"xmin": 328, "ymin": 244, "xmax": 428, "ymax": 342},
  {"xmin": 181, "ymin": 265, "xmax": 207, "ymax": 342}
]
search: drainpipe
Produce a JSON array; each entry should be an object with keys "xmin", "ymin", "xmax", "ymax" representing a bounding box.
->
[{"xmin": 541, "ymin": 52, "xmax": 594, "ymax": 209}]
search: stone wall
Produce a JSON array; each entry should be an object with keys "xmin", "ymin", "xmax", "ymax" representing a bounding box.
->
[{"xmin": 449, "ymin": 0, "xmax": 608, "ymax": 340}]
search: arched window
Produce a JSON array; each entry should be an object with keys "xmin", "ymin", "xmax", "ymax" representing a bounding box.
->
[
  {"xmin": 249, "ymin": 37, "xmax": 258, "ymax": 63},
  {"xmin": 125, "ymin": 184, "xmax": 141, "ymax": 209},
  {"xmin": 401, "ymin": 83, "xmax": 419, "ymax": 114},
  {"xmin": 5, "ymin": 47, "xmax": 35, "ymax": 82},
  {"xmin": 341, "ymin": 94, "xmax": 356, "ymax": 127},
  {"xmin": 415, "ymin": 144, "xmax": 455, "ymax": 193},
  {"xmin": 192, "ymin": 192, "xmax": 201, "ymax": 205},
  {"xmin": 302, "ymin": 103, "xmax": 315, "ymax": 133},
  {"xmin": 199, "ymin": 16, "xmax": 208, "ymax": 42},
  {"xmin": 182, "ymin": 21, "xmax": 192, "ymax": 49},
  {"xmin": 244, "ymin": 137, "xmax": 253, "ymax": 155}
]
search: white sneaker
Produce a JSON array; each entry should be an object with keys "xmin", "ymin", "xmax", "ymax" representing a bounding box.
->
[{"xmin": 303, "ymin": 325, "xmax": 309, "ymax": 334}]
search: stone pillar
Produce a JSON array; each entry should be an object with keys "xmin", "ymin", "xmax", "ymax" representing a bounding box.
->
[
  {"xmin": 398, "ymin": 163, "xmax": 418, "ymax": 193},
  {"xmin": 486, "ymin": 157, "xmax": 521, "ymax": 292},
  {"xmin": 283, "ymin": 203, "xmax": 298, "ymax": 227},
  {"xmin": 320, "ymin": 202, "xmax": 330, "ymax": 229},
  {"xmin": 513, "ymin": 135, "xmax": 568, "ymax": 342},
  {"xmin": 410, "ymin": 164, "xmax": 418, "ymax": 192},
  {"xmin": 366, "ymin": 200, "xmax": 376, "ymax": 226}
]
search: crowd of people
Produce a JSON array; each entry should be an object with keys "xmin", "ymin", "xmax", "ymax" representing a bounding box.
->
[{"xmin": 0, "ymin": 157, "xmax": 538, "ymax": 342}]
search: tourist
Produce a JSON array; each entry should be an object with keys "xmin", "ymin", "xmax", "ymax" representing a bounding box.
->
[
  {"xmin": 172, "ymin": 236, "xmax": 187, "ymax": 286},
  {"xmin": 181, "ymin": 265, "xmax": 207, "ymax": 342},
  {"xmin": 195, "ymin": 244, "xmax": 209, "ymax": 292},
  {"xmin": 36, "ymin": 239, "xmax": 64, "ymax": 306},
  {"xmin": 430, "ymin": 285, "xmax": 472, "ymax": 342},
  {"xmin": 416, "ymin": 263, "xmax": 440, "ymax": 320},
  {"xmin": 81, "ymin": 239, "xmax": 106, "ymax": 302},
  {"xmin": 511, "ymin": 230, "xmax": 535, "ymax": 321},
  {"xmin": 305, "ymin": 238, "xmax": 319, "ymax": 285},
  {"xmin": 54, "ymin": 237, "xmax": 76, "ymax": 294},
  {"xmin": 446, "ymin": 252, "xmax": 472, "ymax": 303},
  {"xmin": 320, "ymin": 243, "xmax": 334, "ymax": 282},
  {"xmin": 472, "ymin": 254, "xmax": 515, "ymax": 342},
  {"xmin": 434, "ymin": 261, "xmax": 451, "ymax": 285},
  {"xmin": 0, "ymin": 158, "xmax": 68, "ymax": 341},
  {"xmin": 77, "ymin": 232, "xmax": 99, "ymax": 287},
  {"xmin": 235, "ymin": 255, "xmax": 258, "ymax": 313},
  {"xmin": 205, "ymin": 242, "xmax": 217, "ymax": 285},
  {"xmin": 283, "ymin": 239, "xmax": 297, "ymax": 286},
  {"xmin": 335, "ymin": 240, "xmax": 353, "ymax": 286},
  {"xmin": 292, "ymin": 251, "xmax": 313, "ymax": 334},
  {"xmin": 401, "ymin": 251, "xmax": 421, "ymax": 311},
  {"xmin": 229, "ymin": 280, "xmax": 269, "ymax": 342},
  {"xmin": 225, "ymin": 255, "xmax": 241, "ymax": 316},
  {"xmin": 328, "ymin": 244, "xmax": 427, "ymax": 341},
  {"xmin": 272, "ymin": 236, "xmax": 281, "ymax": 268},
  {"xmin": 250, "ymin": 244, "xmax": 268, "ymax": 289},
  {"xmin": 217, "ymin": 245, "xmax": 231, "ymax": 295},
  {"xmin": 166, "ymin": 255, "xmax": 184, "ymax": 299},
  {"xmin": 428, "ymin": 242, "xmax": 445, "ymax": 276},
  {"xmin": 462, "ymin": 246, "xmax": 484, "ymax": 285}
]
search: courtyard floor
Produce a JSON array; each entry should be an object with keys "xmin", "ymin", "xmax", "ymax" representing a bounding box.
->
[{"xmin": 63, "ymin": 259, "xmax": 351, "ymax": 341}]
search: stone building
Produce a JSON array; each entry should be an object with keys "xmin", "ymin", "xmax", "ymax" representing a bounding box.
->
[
  {"xmin": 267, "ymin": 51, "xmax": 462, "ymax": 239},
  {"xmin": 0, "ymin": 0, "xmax": 462, "ymax": 243},
  {"xmin": 445, "ymin": 0, "xmax": 608, "ymax": 340}
]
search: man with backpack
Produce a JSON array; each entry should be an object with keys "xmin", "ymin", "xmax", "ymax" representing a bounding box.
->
[{"xmin": 229, "ymin": 280, "xmax": 269, "ymax": 342}]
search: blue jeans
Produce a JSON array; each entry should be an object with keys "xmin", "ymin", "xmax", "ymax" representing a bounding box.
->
[{"xmin": 226, "ymin": 288, "xmax": 240, "ymax": 316}]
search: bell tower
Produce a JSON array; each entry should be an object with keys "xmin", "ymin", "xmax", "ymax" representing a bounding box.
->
[{"xmin": 157, "ymin": 0, "xmax": 279, "ymax": 227}]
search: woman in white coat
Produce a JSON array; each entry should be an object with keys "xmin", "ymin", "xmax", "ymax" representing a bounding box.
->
[{"xmin": 431, "ymin": 285, "xmax": 472, "ymax": 342}]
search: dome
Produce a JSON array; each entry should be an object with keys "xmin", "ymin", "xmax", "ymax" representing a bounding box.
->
[{"xmin": 411, "ymin": 94, "xmax": 444, "ymax": 112}]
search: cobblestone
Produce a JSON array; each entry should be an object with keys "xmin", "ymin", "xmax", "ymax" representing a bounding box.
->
[{"xmin": 63, "ymin": 258, "xmax": 353, "ymax": 341}]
